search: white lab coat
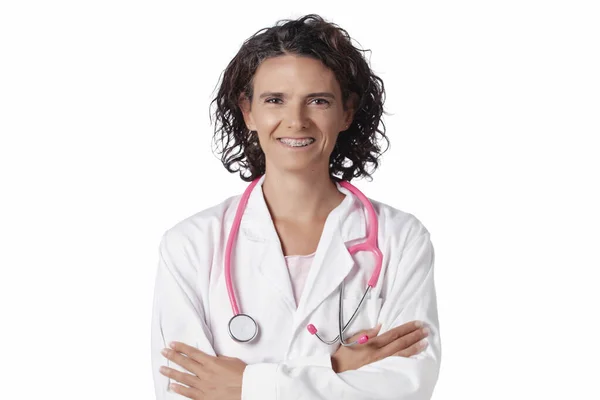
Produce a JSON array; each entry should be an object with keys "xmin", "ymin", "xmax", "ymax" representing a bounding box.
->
[{"xmin": 151, "ymin": 175, "xmax": 441, "ymax": 399}]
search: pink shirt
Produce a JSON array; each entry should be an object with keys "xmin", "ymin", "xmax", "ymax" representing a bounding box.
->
[{"xmin": 284, "ymin": 252, "xmax": 316, "ymax": 308}]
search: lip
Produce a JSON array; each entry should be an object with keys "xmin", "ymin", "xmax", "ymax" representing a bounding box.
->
[{"xmin": 276, "ymin": 136, "xmax": 315, "ymax": 140}]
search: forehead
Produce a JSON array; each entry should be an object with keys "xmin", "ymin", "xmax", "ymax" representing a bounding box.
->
[{"xmin": 252, "ymin": 55, "xmax": 339, "ymax": 92}]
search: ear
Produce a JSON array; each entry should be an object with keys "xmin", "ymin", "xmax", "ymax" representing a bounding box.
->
[
  {"xmin": 343, "ymin": 91, "xmax": 359, "ymax": 127},
  {"xmin": 238, "ymin": 92, "xmax": 255, "ymax": 130}
]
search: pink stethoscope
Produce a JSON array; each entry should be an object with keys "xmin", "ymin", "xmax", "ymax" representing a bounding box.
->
[{"xmin": 225, "ymin": 176, "xmax": 383, "ymax": 346}]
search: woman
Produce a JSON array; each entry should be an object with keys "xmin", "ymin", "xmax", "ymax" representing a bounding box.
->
[{"xmin": 151, "ymin": 14, "xmax": 441, "ymax": 400}]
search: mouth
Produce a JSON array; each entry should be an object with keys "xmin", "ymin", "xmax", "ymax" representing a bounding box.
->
[{"xmin": 277, "ymin": 137, "xmax": 316, "ymax": 148}]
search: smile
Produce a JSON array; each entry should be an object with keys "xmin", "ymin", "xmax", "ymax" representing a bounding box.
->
[{"xmin": 277, "ymin": 137, "xmax": 316, "ymax": 148}]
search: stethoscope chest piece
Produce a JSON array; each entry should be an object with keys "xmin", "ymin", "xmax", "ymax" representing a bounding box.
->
[{"xmin": 228, "ymin": 314, "xmax": 258, "ymax": 343}]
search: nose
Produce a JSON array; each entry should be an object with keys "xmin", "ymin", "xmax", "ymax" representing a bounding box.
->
[{"xmin": 285, "ymin": 103, "xmax": 309, "ymax": 131}]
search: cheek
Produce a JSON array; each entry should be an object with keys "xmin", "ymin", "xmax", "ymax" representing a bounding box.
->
[
  {"xmin": 319, "ymin": 118, "xmax": 343, "ymax": 139},
  {"xmin": 324, "ymin": 129, "xmax": 341, "ymax": 146},
  {"xmin": 253, "ymin": 111, "xmax": 281, "ymax": 130}
]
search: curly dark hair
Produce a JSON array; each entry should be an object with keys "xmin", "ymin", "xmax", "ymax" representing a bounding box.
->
[{"xmin": 209, "ymin": 13, "xmax": 389, "ymax": 182}]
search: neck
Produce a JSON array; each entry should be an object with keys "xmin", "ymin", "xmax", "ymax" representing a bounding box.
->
[{"xmin": 261, "ymin": 169, "xmax": 345, "ymax": 222}]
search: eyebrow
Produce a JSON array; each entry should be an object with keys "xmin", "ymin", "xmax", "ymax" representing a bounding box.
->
[{"xmin": 258, "ymin": 91, "xmax": 336, "ymax": 99}]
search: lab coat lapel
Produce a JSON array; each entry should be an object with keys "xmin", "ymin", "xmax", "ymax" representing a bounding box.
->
[
  {"xmin": 256, "ymin": 240, "xmax": 297, "ymax": 312},
  {"xmin": 237, "ymin": 177, "xmax": 367, "ymax": 320},
  {"xmin": 294, "ymin": 185, "xmax": 366, "ymax": 326},
  {"xmin": 238, "ymin": 176, "xmax": 297, "ymax": 312}
]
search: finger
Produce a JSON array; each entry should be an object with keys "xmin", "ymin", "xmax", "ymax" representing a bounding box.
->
[
  {"xmin": 370, "ymin": 320, "xmax": 423, "ymax": 348},
  {"xmin": 394, "ymin": 338, "xmax": 429, "ymax": 358},
  {"xmin": 377, "ymin": 325, "xmax": 430, "ymax": 358},
  {"xmin": 168, "ymin": 381, "xmax": 203, "ymax": 399},
  {"xmin": 169, "ymin": 341, "xmax": 211, "ymax": 365},
  {"xmin": 162, "ymin": 348, "xmax": 203, "ymax": 375},
  {"xmin": 347, "ymin": 323, "xmax": 382, "ymax": 343},
  {"xmin": 159, "ymin": 366, "xmax": 202, "ymax": 389},
  {"xmin": 371, "ymin": 323, "xmax": 383, "ymax": 336}
]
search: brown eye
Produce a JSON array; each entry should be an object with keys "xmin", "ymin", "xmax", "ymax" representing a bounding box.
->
[
  {"xmin": 312, "ymin": 98, "xmax": 330, "ymax": 105},
  {"xmin": 265, "ymin": 98, "xmax": 282, "ymax": 104}
]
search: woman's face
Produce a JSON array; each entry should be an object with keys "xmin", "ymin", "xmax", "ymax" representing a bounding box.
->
[{"xmin": 240, "ymin": 54, "xmax": 355, "ymax": 176}]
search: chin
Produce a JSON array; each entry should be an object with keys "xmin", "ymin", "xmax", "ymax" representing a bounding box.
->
[
  {"xmin": 280, "ymin": 163, "xmax": 312, "ymax": 173},
  {"xmin": 272, "ymin": 160, "xmax": 318, "ymax": 175}
]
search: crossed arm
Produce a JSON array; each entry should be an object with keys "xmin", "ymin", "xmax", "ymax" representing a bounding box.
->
[{"xmin": 151, "ymin": 229, "xmax": 441, "ymax": 400}]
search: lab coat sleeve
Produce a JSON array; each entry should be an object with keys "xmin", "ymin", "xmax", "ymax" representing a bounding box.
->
[
  {"xmin": 242, "ymin": 230, "xmax": 441, "ymax": 400},
  {"xmin": 150, "ymin": 229, "xmax": 216, "ymax": 399}
]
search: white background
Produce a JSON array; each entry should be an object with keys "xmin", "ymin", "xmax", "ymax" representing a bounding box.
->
[{"xmin": 1, "ymin": 1, "xmax": 598, "ymax": 398}]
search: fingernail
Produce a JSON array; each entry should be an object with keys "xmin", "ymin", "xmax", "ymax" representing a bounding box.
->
[
  {"xmin": 415, "ymin": 321, "xmax": 423, "ymax": 328},
  {"xmin": 161, "ymin": 348, "xmax": 168, "ymax": 356}
]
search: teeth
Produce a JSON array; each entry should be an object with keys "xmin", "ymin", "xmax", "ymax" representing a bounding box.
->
[{"xmin": 278, "ymin": 138, "xmax": 315, "ymax": 147}]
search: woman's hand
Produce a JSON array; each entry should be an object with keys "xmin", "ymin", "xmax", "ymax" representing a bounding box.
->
[
  {"xmin": 331, "ymin": 320, "xmax": 430, "ymax": 373},
  {"xmin": 159, "ymin": 341, "xmax": 247, "ymax": 400}
]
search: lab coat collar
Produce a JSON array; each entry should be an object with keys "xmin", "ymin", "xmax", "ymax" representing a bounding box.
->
[
  {"xmin": 238, "ymin": 175, "xmax": 368, "ymax": 322},
  {"xmin": 240, "ymin": 175, "xmax": 366, "ymax": 243}
]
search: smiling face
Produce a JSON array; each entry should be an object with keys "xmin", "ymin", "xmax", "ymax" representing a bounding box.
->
[{"xmin": 239, "ymin": 54, "xmax": 355, "ymax": 177}]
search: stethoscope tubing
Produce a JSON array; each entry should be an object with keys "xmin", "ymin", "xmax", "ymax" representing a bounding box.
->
[
  {"xmin": 225, "ymin": 176, "xmax": 383, "ymax": 345},
  {"xmin": 310, "ymin": 283, "xmax": 372, "ymax": 346}
]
